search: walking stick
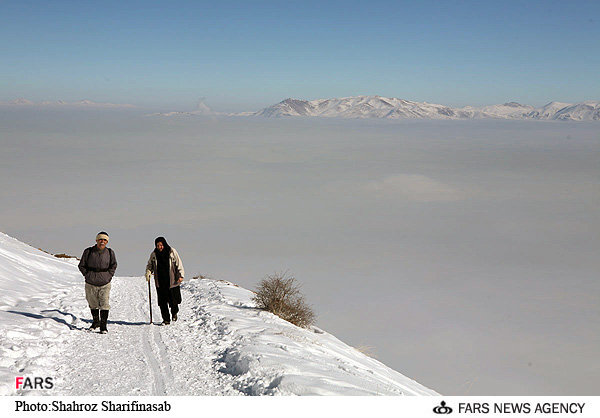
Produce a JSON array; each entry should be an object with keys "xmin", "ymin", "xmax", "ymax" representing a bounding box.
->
[{"xmin": 148, "ymin": 277, "xmax": 153, "ymax": 324}]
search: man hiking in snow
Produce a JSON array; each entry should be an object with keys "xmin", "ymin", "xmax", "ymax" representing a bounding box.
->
[{"xmin": 78, "ymin": 231, "xmax": 117, "ymax": 334}]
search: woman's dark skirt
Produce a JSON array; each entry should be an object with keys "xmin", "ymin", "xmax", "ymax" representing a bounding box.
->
[{"xmin": 157, "ymin": 284, "xmax": 182, "ymax": 307}]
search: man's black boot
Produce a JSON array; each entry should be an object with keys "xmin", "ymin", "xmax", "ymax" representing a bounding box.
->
[
  {"xmin": 99, "ymin": 310, "xmax": 109, "ymax": 334},
  {"xmin": 89, "ymin": 309, "xmax": 100, "ymax": 330}
]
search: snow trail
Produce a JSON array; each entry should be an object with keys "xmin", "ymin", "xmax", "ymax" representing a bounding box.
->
[{"xmin": 49, "ymin": 276, "xmax": 240, "ymax": 396}]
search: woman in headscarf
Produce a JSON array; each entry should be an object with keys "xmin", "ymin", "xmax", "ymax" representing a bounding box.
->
[{"xmin": 145, "ymin": 237, "xmax": 185, "ymax": 325}]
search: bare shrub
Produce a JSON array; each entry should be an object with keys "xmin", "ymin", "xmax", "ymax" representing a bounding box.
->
[
  {"xmin": 193, "ymin": 273, "xmax": 213, "ymax": 280},
  {"xmin": 54, "ymin": 253, "xmax": 77, "ymax": 259},
  {"xmin": 354, "ymin": 344, "xmax": 378, "ymax": 359},
  {"xmin": 38, "ymin": 248, "xmax": 78, "ymax": 260},
  {"xmin": 252, "ymin": 272, "xmax": 315, "ymax": 328}
]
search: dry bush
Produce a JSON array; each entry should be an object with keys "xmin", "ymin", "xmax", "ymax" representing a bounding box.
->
[
  {"xmin": 354, "ymin": 344, "xmax": 378, "ymax": 359},
  {"xmin": 252, "ymin": 272, "xmax": 315, "ymax": 328},
  {"xmin": 193, "ymin": 273, "xmax": 213, "ymax": 280}
]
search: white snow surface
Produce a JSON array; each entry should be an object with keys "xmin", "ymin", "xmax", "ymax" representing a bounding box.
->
[{"xmin": 0, "ymin": 232, "xmax": 438, "ymax": 396}]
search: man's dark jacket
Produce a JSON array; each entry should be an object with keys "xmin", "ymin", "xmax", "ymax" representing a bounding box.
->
[{"xmin": 78, "ymin": 246, "xmax": 117, "ymax": 286}]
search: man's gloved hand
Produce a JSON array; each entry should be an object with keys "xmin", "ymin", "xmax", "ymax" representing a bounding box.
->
[{"xmin": 145, "ymin": 271, "xmax": 151, "ymax": 282}]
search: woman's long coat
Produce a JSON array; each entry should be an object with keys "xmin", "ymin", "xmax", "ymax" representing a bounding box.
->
[{"xmin": 145, "ymin": 247, "xmax": 185, "ymax": 289}]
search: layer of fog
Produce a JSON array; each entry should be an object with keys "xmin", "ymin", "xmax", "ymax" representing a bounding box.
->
[{"xmin": 1, "ymin": 109, "xmax": 598, "ymax": 395}]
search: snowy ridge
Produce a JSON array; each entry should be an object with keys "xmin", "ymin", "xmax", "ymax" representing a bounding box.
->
[
  {"xmin": 0, "ymin": 232, "xmax": 438, "ymax": 396},
  {"xmin": 245, "ymin": 96, "xmax": 600, "ymax": 121}
]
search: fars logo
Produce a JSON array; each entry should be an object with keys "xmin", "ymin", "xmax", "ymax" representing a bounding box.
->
[
  {"xmin": 433, "ymin": 401, "xmax": 453, "ymax": 415},
  {"xmin": 15, "ymin": 377, "xmax": 54, "ymax": 390}
]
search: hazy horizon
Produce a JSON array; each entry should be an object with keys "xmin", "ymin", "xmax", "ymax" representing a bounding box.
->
[
  {"xmin": 1, "ymin": 96, "xmax": 599, "ymax": 115},
  {"xmin": 2, "ymin": 110, "xmax": 598, "ymax": 395}
]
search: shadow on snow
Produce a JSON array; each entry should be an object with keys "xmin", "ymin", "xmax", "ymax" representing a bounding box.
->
[{"xmin": 5, "ymin": 310, "xmax": 147, "ymax": 330}]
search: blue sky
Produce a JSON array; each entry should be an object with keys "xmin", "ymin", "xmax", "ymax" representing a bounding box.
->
[{"xmin": 1, "ymin": 0, "xmax": 599, "ymax": 111}]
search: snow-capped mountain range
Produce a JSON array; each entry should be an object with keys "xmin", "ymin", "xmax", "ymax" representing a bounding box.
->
[
  {"xmin": 0, "ymin": 232, "xmax": 438, "ymax": 396},
  {"xmin": 244, "ymin": 96, "xmax": 600, "ymax": 121},
  {"xmin": 8, "ymin": 96, "xmax": 598, "ymax": 121},
  {"xmin": 149, "ymin": 96, "xmax": 600, "ymax": 121}
]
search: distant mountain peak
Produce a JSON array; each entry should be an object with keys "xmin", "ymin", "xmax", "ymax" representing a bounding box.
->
[
  {"xmin": 147, "ymin": 98, "xmax": 216, "ymax": 117},
  {"xmin": 502, "ymin": 102, "xmax": 526, "ymax": 107},
  {"xmin": 196, "ymin": 98, "xmax": 213, "ymax": 113},
  {"xmin": 11, "ymin": 98, "xmax": 35, "ymax": 105}
]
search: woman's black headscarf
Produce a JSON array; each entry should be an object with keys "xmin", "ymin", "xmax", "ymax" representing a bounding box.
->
[
  {"xmin": 154, "ymin": 236, "xmax": 171, "ymax": 255},
  {"xmin": 154, "ymin": 236, "xmax": 172, "ymax": 282}
]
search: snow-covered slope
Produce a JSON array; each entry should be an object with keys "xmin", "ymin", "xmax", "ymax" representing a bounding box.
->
[
  {"xmin": 527, "ymin": 101, "xmax": 573, "ymax": 120},
  {"xmin": 244, "ymin": 96, "xmax": 600, "ymax": 121},
  {"xmin": 0, "ymin": 232, "xmax": 438, "ymax": 396},
  {"xmin": 459, "ymin": 102, "xmax": 536, "ymax": 119},
  {"xmin": 250, "ymin": 96, "xmax": 460, "ymax": 119},
  {"xmin": 528, "ymin": 101, "xmax": 600, "ymax": 121}
]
